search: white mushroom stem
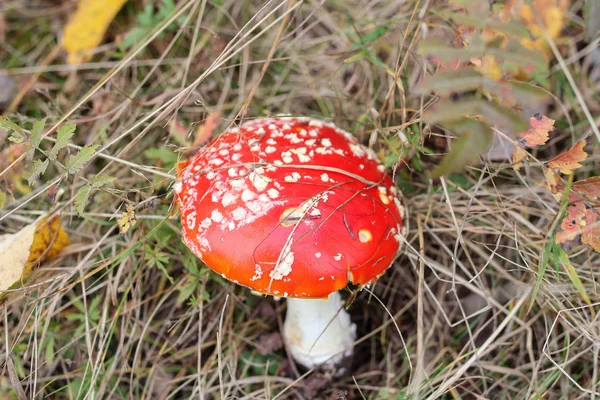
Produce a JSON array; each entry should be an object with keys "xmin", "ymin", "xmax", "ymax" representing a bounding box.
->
[{"xmin": 283, "ymin": 291, "xmax": 357, "ymax": 370}]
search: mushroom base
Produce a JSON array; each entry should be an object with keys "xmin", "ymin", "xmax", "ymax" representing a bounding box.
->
[{"xmin": 283, "ymin": 292, "xmax": 357, "ymax": 371}]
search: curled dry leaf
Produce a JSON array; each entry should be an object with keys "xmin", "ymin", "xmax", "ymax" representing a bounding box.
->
[
  {"xmin": 62, "ymin": 0, "xmax": 128, "ymax": 64},
  {"xmin": 512, "ymin": 145, "xmax": 528, "ymax": 170},
  {"xmin": 543, "ymin": 167, "xmax": 563, "ymax": 200},
  {"xmin": 517, "ymin": 114, "xmax": 554, "ymax": 147},
  {"xmin": 547, "ymin": 140, "xmax": 587, "ymax": 174},
  {"xmin": 0, "ymin": 216, "xmax": 70, "ymax": 293}
]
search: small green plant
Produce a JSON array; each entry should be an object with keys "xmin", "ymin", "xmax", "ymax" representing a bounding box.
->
[
  {"xmin": 0, "ymin": 116, "xmax": 115, "ymax": 214},
  {"xmin": 122, "ymin": 0, "xmax": 186, "ymax": 49}
]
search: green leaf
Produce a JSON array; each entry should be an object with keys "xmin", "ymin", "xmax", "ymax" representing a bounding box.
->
[
  {"xmin": 177, "ymin": 280, "xmax": 197, "ymax": 306},
  {"xmin": 29, "ymin": 117, "xmax": 46, "ymax": 150},
  {"xmin": 74, "ymin": 184, "xmax": 92, "ymax": 215},
  {"xmin": 529, "ymin": 178, "xmax": 573, "ymax": 312},
  {"xmin": 430, "ymin": 119, "xmax": 492, "ymax": 178},
  {"xmin": 0, "ymin": 191, "xmax": 7, "ymax": 209},
  {"xmin": 423, "ymin": 99, "xmax": 483, "ymax": 125},
  {"xmin": 417, "ymin": 38, "xmax": 485, "ymax": 63},
  {"xmin": 485, "ymin": 81, "xmax": 549, "ymax": 105},
  {"xmin": 488, "ymin": 39, "xmax": 547, "ymax": 74},
  {"xmin": 91, "ymin": 174, "xmax": 116, "ymax": 188},
  {"xmin": 414, "ymin": 67, "xmax": 484, "ymax": 96},
  {"xmin": 49, "ymin": 123, "xmax": 76, "ymax": 160},
  {"xmin": 441, "ymin": 11, "xmax": 530, "ymax": 38},
  {"xmin": 348, "ymin": 25, "xmax": 390, "ymax": 51},
  {"xmin": 65, "ymin": 144, "xmax": 98, "ymax": 174},
  {"xmin": 423, "ymin": 98, "xmax": 527, "ymax": 133},
  {"xmin": 557, "ymin": 247, "xmax": 591, "ymax": 306},
  {"xmin": 478, "ymin": 101, "xmax": 528, "ymax": 133},
  {"xmin": 24, "ymin": 159, "xmax": 49, "ymax": 186},
  {"xmin": 0, "ymin": 117, "xmax": 26, "ymax": 143}
]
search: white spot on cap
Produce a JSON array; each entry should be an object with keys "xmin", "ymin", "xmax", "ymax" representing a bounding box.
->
[
  {"xmin": 233, "ymin": 143, "xmax": 242, "ymax": 151},
  {"xmin": 219, "ymin": 149, "xmax": 229, "ymax": 156},
  {"xmin": 283, "ymin": 155, "xmax": 293, "ymax": 163},
  {"xmin": 377, "ymin": 164, "xmax": 385, "ymax": 172},
  {"xmin": 349, "ymin": 144, "xmax": 366, "ymax": 157},
  {"xmin": 321, "ymin": 173, "xmax": 329, "ymax": 182},
  {"xmin": 221, "ymin": 193, "xmax": 237, "ymax": 207},
  {"xmin": 256, "ymin": 127, "xmax": 266, "ymax": 134},
  {"xmin": 334, "ymin": 253, "xmax": 342, "ymax": 261},
  {"xmin": 228, "ymin": 168, "xmax": 237, "ymax": 177},
  {"xmin": 186, "ymin": 211, "xmax": 197, "ymax": 230},
  {"xmin": 267, "ymin": 138, "xmax": 277, "ymax": 145},
  {"xmin": 232, "ymin": 153, "xmax": 242, "ymax": 161},
  {"xmin": 283, "ymin": 123, "xmax": 291, "ymax": 130},
  {"xmin": 210, "ymin": 158, "xmax": 224, "ymax": 166},
  {"xmin": 211, "ymin": 210, "xmax": 223, "ymax": 222},
  {"xmin": 321, "ymin": 138, "xmax": 332, "ymax": 147},
  {"xmin": 232, "ymin": 207, "xmax": 247, "ymax": 220},
  {"xmin": 270, "ymin": 243, "xmax": 294, "ymax": 280},
  {"xmin": 242, "ymin": 189, "xmax": 256, "ymax": 202},
  {"xmin": 284, "ymin": 172, "xmax": 301, "ymax": 183},
  {"xmin": 305, "ymin": 139, "xmax": 316, "ymax": 146},
  {"xmin": 268, "ymin": 188, "xmax": 279, "ymax": 199},
  {"xmin": 309, "ymin": 119, "xmax": 323, "ymax": 127},
  {"xmin": 265, "ymin": 146, "xmax": 276, "ymax": 154},
  {"xmin": 379, "ymin": 192, "xmax": 390, "ymax": 205},
  {"xmin": 200, "ymin": 218, "xmax": 212, "ymax": 229},
  {"xmin": 250, "ymin": 172, "xmax": 270, "ymax": 192},
  {"xmin": 315, "ymin": 252, "xmax": 322, "ymax": 258}
]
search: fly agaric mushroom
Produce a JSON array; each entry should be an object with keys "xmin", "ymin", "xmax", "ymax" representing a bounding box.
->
[{"xmin": 174, "ymin": 117, "xmax": 406, "ymax": 370}]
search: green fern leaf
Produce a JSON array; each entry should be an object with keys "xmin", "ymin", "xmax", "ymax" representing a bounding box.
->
[
  {"xmin": 24, "ymin": 159, "xmax": 49, "ymax": 186},
  {"xmin": 91, "ymin": 174, "xmax": 115, "ymax": 188},
  {"xmin": 49, "ymin": 123, "xmax": 76, "ymax": 160},
  {"xmin": 74, "ymin": 184, "xmax": 92, "ymax": 215},
  {"xmin": 65, "ymin": 145, "xmax": 98, "ymax": 174}
]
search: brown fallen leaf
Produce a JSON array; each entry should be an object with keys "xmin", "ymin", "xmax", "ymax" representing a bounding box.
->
[
  {"xmin": 518, "ymin": 114, "xmax": 554, "ymax": 147},
  {"xmin": 555, "ymin": 202, "xmax": 586, "ymax": 243},
  {"xmin": 581, "ymin": 209, "xmax": 600, "ymax": 252},
  {"xmin": 547, "ymin": 140, "xmax": 587, "ymax": 174},
  {"xmin": 0, "ymin": 215, "xmax": 70, "ymax": 293},
  {"xmin": 572, "ymin": 176, "xmax": 600, "ymax": 202}
]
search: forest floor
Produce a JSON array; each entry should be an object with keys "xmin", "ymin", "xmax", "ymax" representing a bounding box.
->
[{"xmin": 1, "ymin": 0, "xmax": 599, "ymax": 399}]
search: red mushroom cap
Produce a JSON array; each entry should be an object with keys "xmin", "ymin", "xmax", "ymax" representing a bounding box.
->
[{"xmin": 175, "ymin": 117, "xmax": 406, "ymax": 298}]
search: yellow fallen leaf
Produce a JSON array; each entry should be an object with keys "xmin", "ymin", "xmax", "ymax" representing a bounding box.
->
[
  {"xmin": 504, "ymin": 0, "xmax": 570, "ymax": 54},
  {"xmin": 0, "ymin": 216, "xmax": 70, "ymax": 292},
  {"xmin": 63, "ymin": 0, "xmax": 128, "ymax": 64}
]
